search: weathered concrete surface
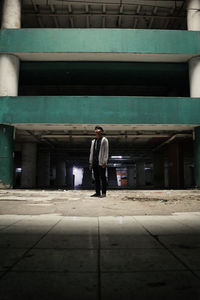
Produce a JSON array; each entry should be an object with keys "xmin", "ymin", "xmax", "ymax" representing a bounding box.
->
[
  {"xmin": 0, "ymin": 189, "xmax": 200, "ymax": 216},
  {"xmin": 0, "ymin": 214, "xmax": 200, "ymax": 299}
]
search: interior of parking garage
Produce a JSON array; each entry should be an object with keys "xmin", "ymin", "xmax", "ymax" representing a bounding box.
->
[
  {"xmin": 0, "ymin": 0, "xmax": 199, "ymax": 190},
  {"xmin": 13, "ymin": 60, "xmax": 194, "ymax": 190}
]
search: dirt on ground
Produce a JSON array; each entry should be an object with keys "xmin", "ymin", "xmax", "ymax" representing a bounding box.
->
[{"xmin": 0, "ymin": 189, "xmax": 200, "ymax": 216}]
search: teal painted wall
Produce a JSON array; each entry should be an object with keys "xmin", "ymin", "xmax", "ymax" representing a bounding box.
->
[
  {"xmin": 0, "ymin": 96, "xmax": 200, "ymax": 125},
  {"xmin": 0, "ymin": 29, "xmax": 200, "ymax": 54},
  {"xmin": 0, "ymin": 125, "xmax": 13, "ymax": 189}
]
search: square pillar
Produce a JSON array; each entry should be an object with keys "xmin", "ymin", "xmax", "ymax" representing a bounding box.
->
[
  {"xmin": 37, "ymin": 151, "xmax": 50, "ymax": 188},
  {"xmin": 21, "ymin": 143, "xmax": 37, "ymax": 188},
  {"xmin": 168, "ymin": 142, "xmax": 184, "ymax": 189},
  {"xmin": 194, "ymin": 126, "xmax": 200, "ymax": 188},
  {"xmin": 55, "ymin": 160, "xmax": 66, "ymax": 187},
  {"xmin": 153, "ymin": 152, "xmax": 164, "ymax": 188},
  {"xmin": 136, "ymin": 162, "xmax": 145, "ymax": 187},
  {"xmin": 0, "ymin": 125, "xmax": 14, "ymax": 189},
  {"xmin": 127, "ymin": 167, "xmax": 135, "ymax": 188}
]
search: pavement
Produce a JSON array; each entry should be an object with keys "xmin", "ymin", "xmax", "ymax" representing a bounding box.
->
[{"xmin": 0, "ymin": 190, "xmax": 200, "ymax": 299}]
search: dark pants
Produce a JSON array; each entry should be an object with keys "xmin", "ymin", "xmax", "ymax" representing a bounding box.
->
[{"xmin": 93, "ymin": 164, "xmax": 107, "ymax": 195}]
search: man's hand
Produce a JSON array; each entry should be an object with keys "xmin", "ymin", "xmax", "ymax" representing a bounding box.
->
[
  {"xmin": 102, "ymin": 163, "xmax": 106, "ymax": 168},
  {"xmin": 89, "ymin": 164, "xmax": 92, "ymax": 170}
]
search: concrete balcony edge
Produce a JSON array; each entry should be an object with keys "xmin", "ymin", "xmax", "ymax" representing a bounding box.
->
[
  {"xmin": 0, "ymin": 96, "xmax": 200, "ymax": 125},
  {"xmin": 0, "ymin": 29, "xmax": 200, "ymax": 62}
]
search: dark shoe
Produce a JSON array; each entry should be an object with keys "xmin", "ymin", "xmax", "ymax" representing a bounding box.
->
[
  {"xmin": 100, "ymin": 194, "xmax": 106, "ymax": 198},
  {"xmin": 90, "ymin": 193, "xmax": 100, "ymax": 197}
]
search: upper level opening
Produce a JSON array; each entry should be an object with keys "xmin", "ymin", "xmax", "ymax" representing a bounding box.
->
[
  {"xmin": 19, "ymin": 61, "xmax": 189, "ymax": 97},
  {"xmin": 0, "ymin": 0, "xmax": 186, "ymax": 30}
]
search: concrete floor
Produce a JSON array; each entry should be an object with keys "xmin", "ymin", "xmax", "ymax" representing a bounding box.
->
[{"xmin": 0, "ymin": 190, "xmax": 200, "ymax": 299}]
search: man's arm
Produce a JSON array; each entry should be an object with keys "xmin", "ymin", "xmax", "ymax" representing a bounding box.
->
[
  {"xmin": 102, "ymin": 138, "xmax": 109, "ymax": 167},
  {"xmin": 89, "ymin": 140, "xmax": 94, "ymax": 169}
]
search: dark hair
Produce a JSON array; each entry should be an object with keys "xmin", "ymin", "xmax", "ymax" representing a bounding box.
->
[{"xmin": 95, "ymin": 126, "xmax": 104, "ymax": 132}]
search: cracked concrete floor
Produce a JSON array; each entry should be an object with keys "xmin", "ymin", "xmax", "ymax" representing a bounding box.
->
[
  {"xmin": 0, "ymin": 190, "xmax": 200, "ymax": 299},
  {"xmin": 0, "ymin": 189, "xmax": 200, "ymax": 216}
]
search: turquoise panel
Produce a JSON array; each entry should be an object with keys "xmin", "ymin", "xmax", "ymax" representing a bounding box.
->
[
  {"xmin": 0, "ymin": 96, "xmax": 200, "ymax": 125},
  {"xmin": 0, "ymin": 29, "xmax": 200, "ymax": 54}
]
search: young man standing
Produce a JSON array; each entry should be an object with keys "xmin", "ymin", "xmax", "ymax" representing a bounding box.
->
[{"xmin": 89, "ymin": 126, "xmax": 109, "ymax": 197}]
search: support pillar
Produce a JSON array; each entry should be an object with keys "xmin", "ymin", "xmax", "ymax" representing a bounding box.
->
[
  {"xmin": 194, "ymin": 127, "xmax": 200, "ymax": 188},
  {"xmin": 136, "ymin": 162, "xmax": 145, "ymax": 187},
  {"xmin": 82, "ymin": 167, "xmax": 92, "ymax": 188},
  {"xmin": 108, "ymin": 167, "xmax": 118, "ymax": 188},
  {"xmin": 66, "ymin": 166, "xmax": 74, "ymax": 188},
  {"xmin": 21, "ymin": 143, "xmax": 37, "ymax": 188},
  {"xmin": 37, "ymin": 151, "xmax": 50, "ymax": 188},
  {"xmin": 0, "ymin": 55, "xmax": 20, "ymax": 96},
  {"xmin": 0, "ymin": 1, "xmax": 21, "ymax": 95},
  {"xmin": 1, "ymin": 0, "xmax": 21, "ymax": 29},
  {"xmin": 127, "ymin": 167, "xmax": 135, "ymax": 188},
  {"xmin": 187, "ymin": 0, "xmax": 200, "ymax": 31},
  {"xmin": 184, "ymin": 164, "xmax": 194, "ymax": 188},
  {"xmin": 0, "ymin": 125, "xmax": 14, "ymax": 189},
  {"xmin": 189, "ymin": 57, "xmax": 200, "ymax": 98},
  {"xmin": 55, "ymin": 160, "xmax": 66, "ymax": 187},
  {"xmin": 153, "ymin": 152, "xmax": 164, "ymax": 188},
  {"xmin": 188, "ymin": 1, "xmax": 200, "ymax": 99},
  {"xmin": 168, "ymin": 142, "xmax": 184, "ymax": 189}
]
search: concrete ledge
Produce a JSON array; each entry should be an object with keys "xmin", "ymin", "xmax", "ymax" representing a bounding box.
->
[
  {"xmin": 1, "ymin": 96, "xmax": 200, "ymax": 125},
  {"xmin": 0, "ymin": 29, "xmax": 200, "ymax": 62}
]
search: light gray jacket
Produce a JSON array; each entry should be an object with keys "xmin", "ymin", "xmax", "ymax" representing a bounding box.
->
[{"xmin": 89, "ymin": 137, "xmax": 109, "ymax": 166}]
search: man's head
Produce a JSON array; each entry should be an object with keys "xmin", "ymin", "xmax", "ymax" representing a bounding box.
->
[{"xmin": 95, "ymin": 126, "xmax": 104, "ymax": 138}]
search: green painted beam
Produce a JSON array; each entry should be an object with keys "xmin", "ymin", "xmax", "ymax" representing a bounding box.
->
[
  {"xmin": 0, "ymin": 29, "xmax": 200, "ymax": 55},
  {"xmin": 0, "ymin": 125, "xmax": 14, "ymax": 189},
  {"xmin": 1, "ymin": 96, "xmax": 200, "ymax": 125}
]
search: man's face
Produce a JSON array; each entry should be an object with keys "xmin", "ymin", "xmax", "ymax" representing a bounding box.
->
[{"xmin": 95, "ymin": 129, "xmax": 102, "ymax": 137}]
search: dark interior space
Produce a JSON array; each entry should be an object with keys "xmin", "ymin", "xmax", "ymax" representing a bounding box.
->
[{"xmin": 19, "ymin": 61, "xmax": 189, "ymax": 97}]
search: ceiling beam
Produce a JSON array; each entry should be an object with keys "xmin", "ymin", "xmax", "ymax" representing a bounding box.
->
[
  {"xmin": 153, "ymin": 133, "xmax": 192, "ymax": 151},
  {"xmin": 23, "ymin": 12, "xmax": 186, "ymax": 20},
  {"xmin": 50, "ymin": 4, "xmax": 59, "ymax": 27}
]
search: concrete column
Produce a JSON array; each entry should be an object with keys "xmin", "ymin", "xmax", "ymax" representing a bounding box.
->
[
  {"xmin": 164, "ymin": 161, "xmax": 169, "ymax": 188},
  {"xmin": 66, "ymin": 166, "xmax": 74, "ymax": 188},
  {"xmin": 194, "ymin": 127, "xmax": 200, "ymax": 188},
  {"xmin": 0, "ymin": 1, "xmax": 21, "ymax": 97},
  {"xmin": 127, "ymin": 167, "xmax": 135, "ymax": 188},
  {"xmin": 82, "ymin": 167, "xmax": 92, "ymax": 188},
  {"xmin": 37, "ymin": 151, "xmax": 50, "ymax": 188},
  {"xmin": 168, "ymin": 142, "xmax": 184, "ymax": 189},
  {"xmin": 189, "ymin": 57, "xmax": 200, "ymax": 98},
  {"xmin": 184, "ymin": 164, "xmax": 194, "ymax": 188},
  {"xmin": 21, "ymin": 143, "xmax": 37, "ymax": 188},
  {"xmin": 153, "ymin": 152, "xmax": 164, "ymax": 188},
  {"xmin": 0, "ymin": 54, "xmax": 20, "ymax": 96},
  {"xmin": 108, "ymin": 167, "xmax": 118, "ymax": 188},
  {"xmin": 187, "ymin": 0, "xmax": 200, "ymax": 31},
  {"xmin": 136, "ymin": 162, "xmax": 145, "ymax": 187},
  {"xmin": 1, "ymin": 0, "xmax": 21, "ymax": 29},
  {"xmin": 55, "ymin": 160, "xmax": 66, "ymax": 187},
  {"xmin": 0, "ymin": 125, "xmax": 14, "ymax": 189}
]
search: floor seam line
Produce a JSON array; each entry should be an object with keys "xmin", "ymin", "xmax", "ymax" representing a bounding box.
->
[
  {"xmin": 0, "ymin": 217, "xmax": 64, "ymax": 281},
  {"xmin": 97, "ymin": 217, "xmax": 102, "ymax": 300},
  {"xmin": 132, "ymin": 216, "xmax": 200, "ymax": 281}
]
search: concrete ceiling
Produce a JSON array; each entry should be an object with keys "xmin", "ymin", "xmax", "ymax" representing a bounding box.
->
[
  {"xmin": 14, "ymin": 124, "xmax": 193, "ymax": 145},
  {"xmin": 19, "ymin": 0, "xmax": 186, "ymax": 29},
  {"xmin": 14, "ymin": 124, "xmax": 193, "ymax": 160}
]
